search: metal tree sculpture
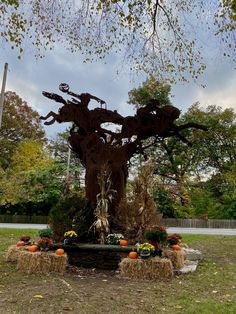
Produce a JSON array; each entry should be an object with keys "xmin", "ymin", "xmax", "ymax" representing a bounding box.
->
[{"xmin": 40, "ymin": 83, "xmax": 207, "ymax": 216}]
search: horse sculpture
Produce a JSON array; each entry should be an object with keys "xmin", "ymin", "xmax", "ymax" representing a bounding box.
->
[{"xmin": 40, "ymin": 83, "xmax": 207, "ymax": 215}]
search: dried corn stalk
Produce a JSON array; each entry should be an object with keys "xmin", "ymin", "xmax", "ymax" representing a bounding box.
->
[{"xmin": 91, "ymin": 164, "xmax": 116, "ymax": 244}]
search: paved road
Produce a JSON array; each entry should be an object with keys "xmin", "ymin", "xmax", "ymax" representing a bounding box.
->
[
  {"xmin": 167, "ymin": 227, "xmax": 236, "ymax": 235},
  {"xmin": 0, "ymin": 223, "xmax": 236, "ymax": 235},
  {"xmin": 0, "ymin": 223, "xmax": 47, "ymax": 229}
]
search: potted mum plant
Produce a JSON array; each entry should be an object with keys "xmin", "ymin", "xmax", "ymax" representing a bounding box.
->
[
  {"xmin": 167, "ymin": 234, "xmax": 181, "ymax": 246},
  {"xmin": 37, "ymin": 237, "xmax": 54, "ymax": 251},
  {"xmin": 105, "ymin": 233, "xmax": 124, "ymax": 245},
  {"xmin": 64, "ymin": 230, "xmax": 78, "ymax": 245},
  {"xmin": 20, "ymin": 235, "xmax": 31, "ymax": 245},
  {"xmin": 136, "ymin": 242, "xmax": 155, "ymax": 259},
  {"xmin": 144, "ymin": 225, "xmax": 168, "ymax": 248}
]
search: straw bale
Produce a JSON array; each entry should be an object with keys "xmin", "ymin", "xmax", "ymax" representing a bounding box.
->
[
  {"xmin": 17, "ymin": 251, "xmax": 68, "ymax": 273},
  {"xmin": 119, "ymin": 257, "xmax": 173, "ymax": 280},
  {"xmin": 6, "ymin": 245, "xmax": 26, "ymax": 262},
  {"xmin": 162, "ymin": 248, "xmax": 185, "ymax": 269}
]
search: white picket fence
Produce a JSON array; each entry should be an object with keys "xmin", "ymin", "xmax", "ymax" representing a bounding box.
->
[{"xmin": 0, "ymin": 215, "xmax": 236, "ymax": 229}]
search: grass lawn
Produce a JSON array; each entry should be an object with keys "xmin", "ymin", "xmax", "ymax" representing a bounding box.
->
[{"xmin": 0, "ymin": 229, "xmax": 236, "ymax": 314}]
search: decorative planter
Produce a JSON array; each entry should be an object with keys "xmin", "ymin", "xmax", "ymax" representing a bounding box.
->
[
  {"xmin": 139, "ymin": 250, "xmax": 151, "ymax": 259},
  {"xmin": 64, "ymin": 238, "xmax": 76, "ymax": 245}
]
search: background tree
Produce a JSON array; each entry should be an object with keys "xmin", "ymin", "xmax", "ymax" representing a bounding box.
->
[
  {"xmin": 0, "ymin": 91, "xmax": 45, "ymax": 169},
  {"xmin": 127, "ymin": 77, "xmax": 236, "ymax": 219},
  {"xmin": 1, "ymin": 1, "xmax": 236, "ymax": 81},
  {"xmin": 11, "ymin": 139, "xmax": 53, "ymax": 173},
  {"xmin": 128, "ymin": 76, "xmax": 171, "ymax": 108},
  {"xmin": 0, "ymin": 140, "xmax": 55, "ymax": 211},
  {"xmin": 184, "ymin": 103, "xmax": 236, "ymax": 175}
]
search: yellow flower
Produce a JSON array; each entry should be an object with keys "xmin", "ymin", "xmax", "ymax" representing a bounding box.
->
[
  {"xmin": 136, "ymin": 242, "xmax": 155, "ymax": 253},
  {"xmin": 64, "ymin": 230, "xmax": 78, "ymax": 238}
]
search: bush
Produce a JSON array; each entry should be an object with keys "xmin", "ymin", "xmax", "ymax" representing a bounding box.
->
[
  {"xmin": 49, "ymin": 194, "xmax": 96, "ymax": 242},
  {"xmin": 38, "ymin": 228, "xmax": 53, "ymax": 238}
]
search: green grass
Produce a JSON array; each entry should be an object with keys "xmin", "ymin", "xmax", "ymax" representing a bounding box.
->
[{"xmin": 0, "ymin": 229, "xmax": 236, "ymax": 313}]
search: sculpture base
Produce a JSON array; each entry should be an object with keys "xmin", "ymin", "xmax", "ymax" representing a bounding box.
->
[{"xmin": 53, "ymin": 243, "xmax": 135, "ymax": 270}]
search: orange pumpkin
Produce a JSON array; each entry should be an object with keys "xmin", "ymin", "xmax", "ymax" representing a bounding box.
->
[
  {"xmin": 28, "ymin": 245, "xmax": 38, "ymax": 252},
  {"xmin": 128, "ymin": 251, "xmax": 138, "ymax": 259},
  {"xmin": 17, "ymin": 241, "xmax": 25, "ymax": 247},
  {"xmin": 55, "ymin": 248, "xmax": 65, "ymax": 255},
  {"xmin": 171, "ymin": 245, "xmax": 181, "ymax": 251},
  {"xmin": 119, "ymin": 239, "xmax": 128, "ymax": 246}
]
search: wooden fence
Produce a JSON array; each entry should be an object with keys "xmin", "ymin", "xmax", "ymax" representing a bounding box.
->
[
  {"xmin": 0, "ymin": 215, "xmax": 48, "ymax": 224},
  {"xmin": 159, "ymin": 218, "xmax": 236, "ymax": 229},
  {"xmin": 0, "ymin": 215, "xmax": 236, "ymax": 229}
]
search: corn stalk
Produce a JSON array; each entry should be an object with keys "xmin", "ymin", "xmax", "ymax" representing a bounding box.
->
[{"xmin": 91, "ymin": 164, "xmax": 116, "ymax": 244}]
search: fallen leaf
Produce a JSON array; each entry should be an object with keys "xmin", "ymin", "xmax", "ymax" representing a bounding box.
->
[
  {"xmin": 62, "ymin": 306, "xmax": 74, "ymax": 311},
  {"xmin": 212, "ymin": 291, "xmax": 218, "ymax": 294},
  {"xmin": 175, "ymin": 305, "xmax": 183, "ymax": 309},
  {"xmin": 33, "ymin": 295, "xmax": 44, "ymax": 299}
]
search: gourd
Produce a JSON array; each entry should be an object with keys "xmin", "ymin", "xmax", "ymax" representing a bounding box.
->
[
  {"xmin": 28, "ymin": 245, "xmax": 38, "ymax": 252},
  {"xmin": 128, "ymin": 251, "xmax": 138, "ymax": 259},
  {"xmin": 55, "ymin": 248, "xmax": 65, "ymax": 255},
  {"xmin": 16, "ymin": 241, "xmax": 25, "ymax": 246},
  {"xmin": 119, "ymin": 239, "xmax": 128, "ymax": 246}
]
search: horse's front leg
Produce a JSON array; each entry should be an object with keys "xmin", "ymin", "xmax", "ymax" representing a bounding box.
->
[
  {"xmin": 177, "ymin": 122, "xmax": 208, "ymax": 131},
  {"xmin": 40, "ymin": 111, "xmax": 58, "ymax": 125}
]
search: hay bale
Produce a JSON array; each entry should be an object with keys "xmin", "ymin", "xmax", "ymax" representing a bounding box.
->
[
  {"xmin": 119, "ymin": 257, "xmax": 173, "ymax": 280},
  {"xmin": 6, "ymin": 245, "xmax": 26, "ymax": 262},
  {"xmin": 17, "ymin": 251, "xmax": 68, "ymax": 273},
  {"xmin": 162, "ymin": 248, "xmax": 185, "ymax": 269}
]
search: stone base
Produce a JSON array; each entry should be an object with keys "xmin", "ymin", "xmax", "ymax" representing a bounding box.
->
[
  {"xmin": 175, "ymin": 260, "xmax": 199, "ymax": 275},
  {"xmin": 182, "ymin": 248, "xmax": 203, "ymax": 261},
  {"xmin": 53, "ymin": 243, "xmax": 135, "ymax": 270}
]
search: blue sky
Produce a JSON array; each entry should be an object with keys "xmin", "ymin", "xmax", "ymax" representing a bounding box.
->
[{"xmin": 1, "ymin": 41, "xmax": 236, "ymax": 139}]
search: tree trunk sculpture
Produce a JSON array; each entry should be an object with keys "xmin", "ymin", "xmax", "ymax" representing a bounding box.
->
[{"xmin": 40, "ymin": 83, "xmax": 207, "ymax": 216}]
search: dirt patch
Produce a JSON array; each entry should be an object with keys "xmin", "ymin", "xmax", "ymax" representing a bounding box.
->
[{"xmin": 1, "ymin": 231, "xmax": 236, "ymax": 314}]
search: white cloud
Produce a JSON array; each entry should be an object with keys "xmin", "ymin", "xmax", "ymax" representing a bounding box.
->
[
  {"xmin": 196, "ymin": 75, "xmax": 236, "ymax": 110},
  {"xmin": 1, "ymin": 38, "xmax": 236, "ymax": 139}
]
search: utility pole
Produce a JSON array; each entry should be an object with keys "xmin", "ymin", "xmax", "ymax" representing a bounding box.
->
[
  {"xmin": 0, "ymin": 63, "xmax": 8, "ymax": 129},
  {"xmin": 66, "ymin": 146, "xmax": 71, "ymax": 177}
]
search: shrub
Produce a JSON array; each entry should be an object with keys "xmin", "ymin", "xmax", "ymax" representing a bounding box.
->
[
  {"xmin": 49, "ymin": 194, "xmax": 96, "ymax": 242},
  {"xmin": 39, "ymin": 228, "xmax": 53, "ymax": 238}
]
